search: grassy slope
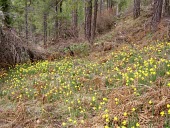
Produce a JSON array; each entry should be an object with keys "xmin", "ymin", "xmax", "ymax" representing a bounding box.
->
[{"xmin": 0, "ymin": 12, "xmax": 170, "ymax": 128}]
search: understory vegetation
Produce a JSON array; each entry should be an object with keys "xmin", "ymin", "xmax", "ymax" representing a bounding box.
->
[{"xmin": 0, "ymin": 41, "xmax": 170, "ymax": 128}]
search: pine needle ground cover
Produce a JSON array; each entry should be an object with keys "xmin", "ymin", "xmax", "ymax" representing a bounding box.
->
[{"xmin": 0, "ymin": 41, "xmax": 170, "ymax": 128}]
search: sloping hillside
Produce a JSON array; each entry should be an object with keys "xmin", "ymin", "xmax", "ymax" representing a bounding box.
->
[{"xmin": 0, "ymin": 10, "xmax": 170, "ymax": 128}]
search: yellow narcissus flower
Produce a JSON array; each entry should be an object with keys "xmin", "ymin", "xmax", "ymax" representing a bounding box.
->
[
  {"xmin": 123, "ymin": 112, "xmax": 127, "ymax": 117},
  {"xmin": 136, "ymin": 122, "xmax": 140, "ymax": 127},
  {"xmin": 122, "ymin": 120, "xmax": 127, "ymax": 125},
  {"xmin": 133, "ymin": 88, "xmax": 137, "ymax": 91},
  {"xmin": 62, "ymin": 122, "xmax": 66, "ymax": 126},
  {"xmin": 92, "ymin": 96, "xmax": 96, "ymax": 101},
  {"xmin": 68, "ymin": 118, "xmax": 72, "ymax": 122},
  {"xmin": 149, "ymin": 100, "xmax": 152, "ymax": 105},
  {"xmin": 132, "ymin": 107, "xmax": 136, "ymax": 112},
  {"xmin": 115, "ymin": 98, "xmax": 119, "ymax": 101},
  {"xmin": 106, "ymin": 118, "xmax": 109, "ymax": 122},
  {"xmin": 81, "ymin": 120, "xmax": 84, "ymax": 124},
  {"xmin": 105, "ymin": 113, "xmax": 109, "ymax": 118},
  {"xmin": 167, "ymin": 104, "xmax": 170, "ymax": 108},
  {"xmin": 73, "ymin": 120, "xmax": 77, "ymax": 124},
  {"xmin": 113, "ymin": 116, "xmax": 118, "ymax": 121},
  {"xmin": 160, "ymin": 111, "xmax": 165, "ymax": 116},
  {"xmin": 168, "ymin": 109, "xmax": 170, "ymax": 115},
  {"xmin": 103, "ymin": 97, "xmax": 108, "ymax": 101},
  {"xmin": 104, "ymin": 125, "xmax": 109, "ymax": 128},
  {"xmin": 93, "ymin": 107, "xmax": 96, "ymax": 110},
  {"xmin": 105, "ymin": 109, "xmax": 109, "ymax": 113},
  {"xmin": 167, "ymin": 83, "xmax": 170, "ymax": 87}
]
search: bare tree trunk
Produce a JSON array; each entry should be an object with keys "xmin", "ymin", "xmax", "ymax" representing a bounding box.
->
[
  {"xmin": 163, "ymin": 0, "xmax": 170, "ymax": 17},
  {"xmin": 151, "ymin": 0, "xmax": 163, "ymax": 32},
  {"xmin": 55, "ymin": 0, "xmax": 59, "ymax": 40},
  {"xmin": 109, "ymin": 0, "xmax": 112, "ymax": 8},
  {"xmin": 84, "ymin": 0, "xmax": 87, "ymax": 39},
  {"xmin": 133, "ymin": 0, "xmax": 140, "ymax": 19},
  {"xmin": 168, "ymin": 21, "xmax": 170, "ymax": 40},
  {"xmin": 58, "ymin": 1, "xmax": 63, "ymax": 38},
  {"xmin": 0, "ymin": 26, "xmax": 3, "ymax": 42},
  {"xmin": 60, "ymin": 1, "xmax": 63, "ymax": 12},
  {"xmin": 107, "ymin": 0, "xmax": 109, "ymax": 9},
  {"xmin": 116, "ymin": 3, "xmax": 119, "ymax": 16},
  {"xmin": 107, "ymin": 0, "xmax": 112, "ymax": 9},
  {"xmin": 43, "ymin": 12, "xmax": 47, "ymax": 46},
  {"xmin": 85, "ymin": 0, "xmax": 92, "ymax": 41},
  {"xmin": 99, "ymin": 0, "xmax": 103, "ymax": 15},
  {"xmin": 91, "ymin": 0, "xmax": 98, "ymax": 43},
  {"xmin": 25, "ymin": 0, "xmax": 28, "ymax": 44},
  {"xmin": 72, "ymin": 0, "xmax": 78, "ymax": 38}
]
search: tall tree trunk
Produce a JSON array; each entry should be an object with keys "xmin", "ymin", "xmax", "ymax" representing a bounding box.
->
[
  {"xmin": 55, "ymin": 0, "xmax": 59, "ymax": 40},
  {"xmin": 84, "ymin": 0, "xmax": 87, "ymax": 39},
  {"xmin": 25, "ymin": 0, "xmax": 28, "ymax": 44},
  {"xmin": 58, "ymin": 0, "xmax": 63, "ymax": 38},
  {"xmin": 133, "ymin": 0, "xmax": 140, "ymax": 19},
  {"xmin": 91, "ymin": 0, "xmax": 98, "ymax": 43},
  {"xmin": 151, "ymin": 0, "xmax": 163, "ymax": 32},
  {"xmin": 109, "ymin": 0, "xmax": 112, "ymax": 8},
  {"xmin": 107, "ymin": 0, "xmax": 109, "ymax": 9},
  {"xmin": 43, "ymin": 12, "xmax": 47, "ymax": 46},
  {"xmin": 1, "ymin": 0, "xmax": 11, "ymax": 27},
  {"xmin": 168, "ymin": 21, "xmax": 170, "ymax": 40},
  {"xmin": 116, "ymin": 3, "xmax": 119, "ymax": 16},
  {"xmin": 99, "ymin": 0, "xmax": 103, "ymax": 15},
  {"xmin": 85, "ymin": 0, "xmax": 92, "ymax": 41},
  {"xmin": 107, "ymin": 0, "xmax": 111, "ymax": 10},
  {"xmin": 72, "ymin": 0, "xmax": 78, "ymax": 38},
  {"xmin": 163, "ymin": 0, "xmax": 170, "ymax": 17},
  {"xmin": 55, "ymin": 0, "xmax": 62, "ymax": 39},
  {"xmin": 60, "ymin": 1, "xmax": 63, "ymax": 12}
]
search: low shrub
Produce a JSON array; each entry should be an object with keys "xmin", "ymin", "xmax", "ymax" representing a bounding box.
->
[{"xmin": 97, "ymin": 10, "xmax": 116, "ymax": 34}]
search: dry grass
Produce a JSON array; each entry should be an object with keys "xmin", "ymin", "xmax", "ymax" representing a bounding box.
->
[{"xmin": 77, "ymin": 86, "xmax": 170, "ymax": 128}]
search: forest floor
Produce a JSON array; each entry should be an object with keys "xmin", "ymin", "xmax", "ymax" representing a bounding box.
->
[{"xmin": 0, "ymin": 9, "xmax": 170, "ymax": 128}]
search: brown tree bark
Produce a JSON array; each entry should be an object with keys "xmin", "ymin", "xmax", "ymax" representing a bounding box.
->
[
  {"xmin": 163, "ymin": 0, "xmax": 170, "ymax": 17},
  {"xmin": 25, "ymin": 0, "xmax": 28, "ymax": 44},
  {"xmin": 85, "ymin": 0, "xmax": 92, "ymax": 41},
  {"xmin": 107, "ymin": 0, "xmax": 112, "ymax": 10},
  {"xmin": 58, "ymin": 0, "xmax": 63, "ymax": 37},
  {"xmin": 72, "ymin": 0, "xmax": 78, "ymax": 37},
  {"xmin": 99, "ymin": 0, "xmax": 103, "ymax": 15},
  {"xmin": 55, "ymin": 0, "xmax": 63, "ymax": 39},
  {"xmin": 133, "ymin": 0, "xmax": 140, "ymax": 19},
  {"xmin": 116, "ymin": 3, "xmax": 119, "ymax": 16},
  {"xmin": 91, "ymin": 0, "xmax": 98, "ymax": 43},
  {"xmin": 107, "ymin": 0, "xmax": 109, "ymax": 9},
  {"xmin": 151, "ymin": 0, "xmax": 163, "ymax": 32},
  {"xmin": 60, "ymin": 1, "xmax": 63, "ymax": 12},
  {"xmin": 84, "ymin": 0, "xmax": 87, "ymax": 39},
  {"xmin": 168, "ymin": 21, "xmax": 170, "ymax": 40},
  {"xmin": 43, "ymin": 12, "xmax": 47, "ymax": 46},
  {"xmin": 55, "ymin": 0, "xmax": 59, "ymax": 40}
]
